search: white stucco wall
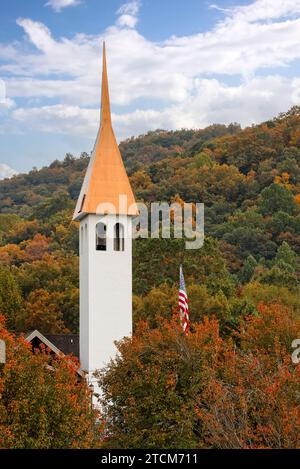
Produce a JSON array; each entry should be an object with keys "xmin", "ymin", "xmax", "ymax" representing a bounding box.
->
[{"xmin": 79, "ymin": 214, "xmax": 132, "ymax": 387}]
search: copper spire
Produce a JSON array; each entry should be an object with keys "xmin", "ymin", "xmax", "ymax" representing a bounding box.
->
[
  {"xmin": 100, "ymin": 42, "xmax": 112, "ymax": 126},
  {"xmin": 73, "ymin": 42, "xmax": 138, "ymax": 220}
]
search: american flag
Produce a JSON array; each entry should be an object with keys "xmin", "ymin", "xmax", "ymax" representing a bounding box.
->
[{"xmin": 179, "ymin": 265, "xmax": 189, "ymax": 335}]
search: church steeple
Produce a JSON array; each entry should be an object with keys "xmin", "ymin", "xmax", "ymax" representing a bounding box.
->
[
  {"xmin": 73, "ymin": 42, "xmax": 138, "ymax": 221},
  {"xmin": 75, "ymin": 43, "xmax": 135, "ymax": 392}
]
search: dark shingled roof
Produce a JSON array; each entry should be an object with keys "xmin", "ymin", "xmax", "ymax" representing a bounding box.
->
[
  {"xmin": 44, "ymin": 334, "xmax": 79, "ymax": 358},
  {"xmin": 24, "ymin": 331, "xmax": 83, "ymax": 378}
]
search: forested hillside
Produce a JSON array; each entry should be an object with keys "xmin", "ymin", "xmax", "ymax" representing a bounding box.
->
[
  {"xmin": 1, "ymin": 107, "xmax": 300, "ymax": 336},
  {"xmin": 1, "ymin": 107, "xmax": 300, "ymax": 449}
]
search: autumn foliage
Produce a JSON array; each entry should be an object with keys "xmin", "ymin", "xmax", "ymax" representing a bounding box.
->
[
  {"xmin": 0, "ymin": 317, "xmax": 103, "ymax": 449},
  {"xmin": 97, "ymin": 303, "xmax": 300, "ymax": 449},
  {"xmin": 1, "ymin": 109, "xmax": 300, "ymax": 447},
  {"xmin": 197, "ymin": 303, "xmax": 300, "ymax": 448}
]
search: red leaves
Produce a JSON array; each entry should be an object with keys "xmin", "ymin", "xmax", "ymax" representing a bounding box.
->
[
  {"xmin": 0, "ymin": 320, "xmax": 103, "ymax": 449},
  {"xmin": 196, "ymin": 302, "xmax": 300, "ymax": 448},
  {"xmin": 98, "ymin": 302, "xmax": 300, "ymax": 448}
]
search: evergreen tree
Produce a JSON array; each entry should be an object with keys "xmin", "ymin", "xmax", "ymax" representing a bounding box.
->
[
  {"xmin": 274, "ymin": 241, "xmax": 298, "ymax": 271},
  {"xmin": 240, "ymin": 255, "xmax": 258, "ymax": 284}
]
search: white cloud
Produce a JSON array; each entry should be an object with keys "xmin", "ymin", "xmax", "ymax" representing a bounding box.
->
[
  {"xmin": 45, "ymin": 0, "xmax": 82, "ymax": 13},
  {"xmin": 0, "ymin": 98, "xmax": 15, "ymax": 110},
  {"xmin": 0, "ymin": 80, "xmax": 15, "ymax": 110},
  {"xmin": 2, "ymin": 0, "xmax": 300, "ymax": 145},
  {"xmin": 0, "ymin": 163, "xmax": 17, "ymax": 180},
  {"xmin": 116, "ymin": 1, "xmax": 141, "ymax": 28},
  {"xmin": 220, "ymin": 0, "xmax": 300, "ymax": 22},
  {"xmin": 0, "ymin": 79, "xmax": 6, "ymax": 102},
  {"xmin": 16, "ymin": 18, "xmax": 54, "ymax": 52},
  {"xmin": 12, "ymin": 104, "xmax": 99, "ymax": 135},
  {"xmin": 9, "ymin": 75, "xmax": 300, "ymax": 142}
]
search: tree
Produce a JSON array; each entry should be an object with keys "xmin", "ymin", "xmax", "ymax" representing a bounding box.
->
[
  {"xmin": 35, "ymin": 191, "xmax": 74, "ymax": 221},
  {"xmin": 133, "ymin": 284, "xmax": 177, "ymax": 328},
  {"xmin": 198, "ymin": 302, "xmax": 300, "ymax": 448},
  {"xmin": 239, "ymin": 255, "xmax": 258, "ymax": 284},
  {"xmin": 0, "ymin": 318, "xmax": 103, "ymax": 448},
  {"xmin": 214, "ymin": 209, "xmax": 277, "ymax": 260},
  {"xmin": 0, "ymin": 243, "xmax": 24, "ymax": 266},
  {"xmin": 0, "ymin": 267, "xmax": 23, "ymax": 330},
  {"xmin": 259, "ymin": 183, "xmax": 296, "ymax": 216},
  {"xmin": 97, "ymin": 303, "xmax": 300, "ymax": 449},
  {"xmin": 133, "ymin": 236, "xmax": 234, "ymax": 297},
  {"xmin": 96, "ymin": 316, "xmax": 221, "ymax": 449},
  {"xmin": 22, "ymin": 289, "xmax": 68, "ymax": 334},
  {"xmin": 23, "ymin": 233, "xmax": 50, "ymax": 262},
  {"xmin": 242, "ymin": 281, "xmax": 300, "ymax": 315},
  {"xmin": 260, "ymin": 266, "xmax": 298, "ymax": 290},
  {"xmin": 274, "ymin": 241, "xmax": 298, "ymax": 271},
  {"xmin": 198, "ymin": 345, "xmax": 300, "ymax": 448}
]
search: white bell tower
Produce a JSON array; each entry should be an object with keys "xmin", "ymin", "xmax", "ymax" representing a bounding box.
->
[{"xmin": 73, "ymin": 43, "xmax": 138, "ymax": 392}]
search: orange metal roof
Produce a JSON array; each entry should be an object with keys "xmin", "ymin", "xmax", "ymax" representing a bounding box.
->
[{"xmin": 73, "ymin": 43, "xmax": 138, "ymax": 220}]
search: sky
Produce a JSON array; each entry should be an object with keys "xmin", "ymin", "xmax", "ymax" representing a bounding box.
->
[{"xmin": 1, "ymin": 0, "xmax": 300, "ymax": 178}]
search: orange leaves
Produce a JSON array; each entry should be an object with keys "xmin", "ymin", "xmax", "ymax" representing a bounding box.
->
[
  {"xmin": 274, "ymin": 172, "xmax": 293, "ymax": 190},
  {"xmin": 97, "ymin": 314, "xmax": 229, "ymax": 448},
  {"xmin": 22, "ymin": 234, "xmax": 50, "ymax": 262},
  {"xmin": 0, "ymin": 243, "xmax": 23, "ymax": 266},
  {"xmin": 239, "ymin": 302, "xmax": 300, "ymax": 354},
  {"xmin": 0, "ymin": 321, "xmax": 103, "ymax": 449},
  {"xmin": 130, "ymin": 169, "xmax": 153, "ymax": 192},
  {"xmin": 0, "ymin": 234, "xmax": 50, "ymax": 267},
  {"xmin": 23, "ymin": 289, "xmax": 69, "ymax": 334},
  {"xmin": 196, "ymin": 302, "xmax": 300, "ymax": 448},
  {"xmin": 98, "ymin": 301, "xmax": 300, "ymax": 449}
]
